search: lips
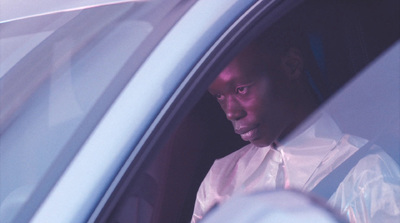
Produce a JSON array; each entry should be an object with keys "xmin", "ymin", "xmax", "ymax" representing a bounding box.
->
[{"xmin": 235, "ymin": 125, "xmax": 259, "ymax": 142}]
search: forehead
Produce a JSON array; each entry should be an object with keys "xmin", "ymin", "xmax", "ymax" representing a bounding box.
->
[{"xmin": 208, "ymin": 54, "xmax": 264, "ymax": 93}]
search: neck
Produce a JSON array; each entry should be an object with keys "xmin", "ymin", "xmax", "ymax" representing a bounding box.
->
[{"xmin": 278, "ymin": 86, "xmax": 318, "ymax": 144}]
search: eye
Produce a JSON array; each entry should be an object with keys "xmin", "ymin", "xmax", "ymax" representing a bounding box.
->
[
  {"xmin": 214, "ymin": 93, "xmax": 224, "ymax": 100},
  {"xmin": 236, "ymin": 86, "xmax": 248, "ymax": 95}
]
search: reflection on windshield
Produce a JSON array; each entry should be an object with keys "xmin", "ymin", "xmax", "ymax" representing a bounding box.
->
[
  {"xmin": 0, "ymin": 2, "xmax": 157, "ymax": 222},
  {"xmin": 0, "ymin": 0, "xmax": 147, "ymax": 23}
]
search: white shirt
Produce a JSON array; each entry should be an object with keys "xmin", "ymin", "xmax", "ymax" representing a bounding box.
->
[{"xmin": 192, "ymin": 114, "xmax": 400, "ymax": 223}]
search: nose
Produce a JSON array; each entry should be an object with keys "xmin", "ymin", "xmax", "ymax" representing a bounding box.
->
[{"xmin": 223, "ymin": 96, "xmax": 246, "ymax": 121}]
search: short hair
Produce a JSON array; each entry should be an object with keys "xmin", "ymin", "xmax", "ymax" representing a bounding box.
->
[{"xmin": 243, "ymin": 17, "xmax": 325, "ymax": 103}]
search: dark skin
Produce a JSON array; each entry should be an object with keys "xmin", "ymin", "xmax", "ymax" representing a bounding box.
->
[{"xmin": 208, "ymin": 46, "xmax": 317, "ymax": 147}]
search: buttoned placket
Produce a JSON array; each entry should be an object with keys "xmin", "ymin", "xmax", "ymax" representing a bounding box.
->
[
  {"xmin": 241, "ymin": 146, "xmax": 284, "ymax": 191},
  {"xmin": 274, "ymin": 148, "xmax": 288, "ymax": 189}
]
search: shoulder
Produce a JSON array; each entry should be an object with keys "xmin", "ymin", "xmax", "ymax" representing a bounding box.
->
[
  {"xmin": 338, "ymin": 134, "xmax": 399, "ymax": 181},
  {"xmin": 353, "ymin": 145, "xmax": 400, "ymax": 182},
  {"xmin": 334, "ymin": 139, "xmax": 400, "ymax": 200},
  {"xmin": 334, "ymin": 144, "xmax": 400, "ymax": 221},
  {"xmin": 209, "ymin": 144, "xmax": 260, "ymax": 174}
]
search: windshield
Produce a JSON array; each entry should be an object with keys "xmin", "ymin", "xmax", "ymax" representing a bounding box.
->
[{"xmin": 0, "ymin": 1, "xmax": 194, "ymax": 222}]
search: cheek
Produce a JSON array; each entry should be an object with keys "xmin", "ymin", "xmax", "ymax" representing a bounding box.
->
[
  {"xmin": 240, "ymin": 78, "xmax": 281, "ymax": 120},
  {"xmin": 241, "ymin": 94, "xmax": 273, "ymax": 122},
  {"xmin": 249, "ymin": 85, "xmax": 276, "ymax": 116},
  {"xmin": 251, "ymin": 88, "xmax": 287, "ymax": 128}
]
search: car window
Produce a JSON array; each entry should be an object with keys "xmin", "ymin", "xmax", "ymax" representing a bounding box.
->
[{"xmin": 100, "ymin": 0, "xmax": 399, "ymax": 222}]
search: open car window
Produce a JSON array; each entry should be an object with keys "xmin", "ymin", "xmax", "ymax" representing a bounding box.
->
[{"xmin": 100, "ymin": 0, "xmax": 399, "ymax": 222}]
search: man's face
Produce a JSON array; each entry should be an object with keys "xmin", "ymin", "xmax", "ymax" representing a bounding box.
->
[{"xmin": 208, "ymin": 53, "xmax": 297, "ymax": 147}]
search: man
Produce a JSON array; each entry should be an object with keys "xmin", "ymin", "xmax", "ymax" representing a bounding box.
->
[{"xmin": 191, "ymin": 27, "xmax": 400, "ymax": 222}]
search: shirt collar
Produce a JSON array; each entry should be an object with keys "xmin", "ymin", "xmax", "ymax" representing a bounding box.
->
[
  {"xmin": 276, "ymin": 112, "xmax": 344, "ymax": 189},
  {"xmin": 280, "ymin": 112, "xmax": 343, "ymax": 148}
]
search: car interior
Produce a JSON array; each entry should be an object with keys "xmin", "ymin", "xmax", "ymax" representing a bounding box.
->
[{"xmin": 97, "ymin": 0, "xmax": 399, "ymax": 222}]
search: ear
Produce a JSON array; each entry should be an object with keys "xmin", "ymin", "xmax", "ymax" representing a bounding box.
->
[{"xmin": 281, "ymin": 47, "xmax": 304, "ymax": 80}]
